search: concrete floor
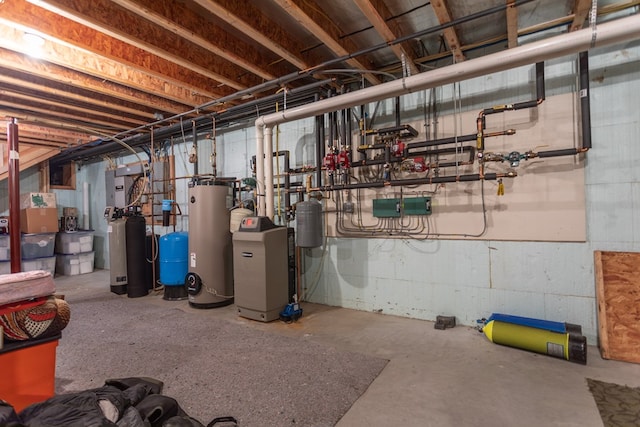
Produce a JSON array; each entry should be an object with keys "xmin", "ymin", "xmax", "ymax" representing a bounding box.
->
[{"xmin": 54, "ymin": 270, "xmax": 640, "ymax": 427}]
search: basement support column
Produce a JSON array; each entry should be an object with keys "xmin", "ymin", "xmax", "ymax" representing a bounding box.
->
[{"xmin": 7, "ymin": 118, "xmax": 21, "ymax": 272}]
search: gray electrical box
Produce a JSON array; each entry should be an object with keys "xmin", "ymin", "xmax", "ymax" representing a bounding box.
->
[
  {"xmin": 105, "ymin": 169, "xmax": 134, "ymax": 208},
  {"xmin": 232, "ymin": 217, "xmax": 288, "ymax": 322}
]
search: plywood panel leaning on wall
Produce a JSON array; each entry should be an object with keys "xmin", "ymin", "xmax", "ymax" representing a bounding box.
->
[{"xmin": 594, "ymin": 251, "xmax": 640, "ymax": 364}]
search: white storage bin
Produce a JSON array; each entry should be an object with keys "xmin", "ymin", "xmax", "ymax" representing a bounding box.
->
[
  {"xmin": 56, "ymin": 251, "xmax": 95, "ymax": 276},
  {"xmin": 55, "ymin": 231, "xmax": 94, "ymax": 254},
  {"xmin": 0, "ymin": 235, "xmax": 9, "ymax": 261},
  {"xmin": 21, "ymin": 256, "xmax": 56, "ymax": 276}
]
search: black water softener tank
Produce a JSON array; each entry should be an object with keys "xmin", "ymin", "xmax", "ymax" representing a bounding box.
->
[{"xmin": 125, "ymin": 207, "xmax": 148, "ymax": 298}]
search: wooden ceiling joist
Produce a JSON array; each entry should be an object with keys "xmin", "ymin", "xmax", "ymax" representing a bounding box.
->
[
  {"xmin": 430, "ymin": 0, "xmax": 465, "ymax": 63},
  {"xmin": 110, "ymin": 0, "xmax": 279, "ymax": 82},
  {"xmin": 0, "ymin": 90, "xmax": 148, "ymax": 128},
  {"xmin": 30, "ymin": 0, "xmax": 255, "ymax": 91},
  {"xmin": 0, "ymin": 72, "xmax": 169, "ymax": 121},
  {"xmin": 353, "ymin": 0, "xmax": 420, "ymax": 76},
  {"xmin": 506, "ymin": 0, "xmax": 519, "ymax": 48},
  {"xmin": 570, "ymin": 0, "xmax": 594, "ymax": 32},
  {"xmin": 0, "ymin": 22, "xmax": 214, "ymax": 108},
  {"xmin": 193, "ymin": 0, "xmax": 311, "ymax": 72},
  {"xmin": 272, "ymin": 0, "xmax": 382, "ymax": 85},
  {"xmin": 2, "ymin": 0, "xmax": 232, "ymax": 102},
  {"xmin": 0, "ymin": 47, "xmax": 192, "ymax": 116},
  {"xmin": 0, "ymin": 122, "xmax": 94, "ymax": 143},
  {"xmin": 0, "ymin": 146, "xmax": 60, "ymax": 182}
]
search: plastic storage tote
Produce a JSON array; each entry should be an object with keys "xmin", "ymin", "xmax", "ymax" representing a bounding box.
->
[
  {"xmin": 0, "ymin": 234, "xmax": 9, "ymax": 261},
  {"xmin": 55, "ymin": 231, "xmax": 94, "ymax": 254},
  {"xmin": 56, "ymin": 251, "xmax": 95, "ymax": 276},
  {"xmin": 21, "ymin": 256, "xmax": 56, "ymax": 276},
  {"xmin": 21, "ymin": 233, "xmax": 56, "ymax": 259}
]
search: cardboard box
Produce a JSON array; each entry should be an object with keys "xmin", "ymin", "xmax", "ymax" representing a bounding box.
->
[
  {"xmin": 20, "ymin": 208, "xmax": 59, "ymax": 234},
  {"xmin": 20, "ymin": 193, "xmax": 57, "ymax": 209}
]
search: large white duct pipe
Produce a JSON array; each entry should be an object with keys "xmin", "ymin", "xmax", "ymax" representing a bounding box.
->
[
  {"xmin": 264, "ymin": 126, "xmax": 274, "ymax": 218},
  {"xmin": 255, "ymin": 13, "xmax": 640, "ymax": 219},
  {"xmin": 255, "ymin": 124, "xmax": 265, "ymax": 216}
]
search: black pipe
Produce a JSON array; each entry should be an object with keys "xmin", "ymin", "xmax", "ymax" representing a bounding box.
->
[
  {"xmin": 311, "ymin": 0, "xmax": 536, "ymax": 70},
  {"xmin": 351, "ymin": 145, "xmax": 475, "ymax": 168},
  {"xmin": 192, "ymin": 120, "xmax": 198, "ymax": 176},
  {"xmin": 50, "ymin": 90, "xmax": 322, "ymax": 164},
  {"xmin": 359, "ymin": 104, "xmax": 367, "ymax": 161},
  {"xmin": 321, "ymin": 172, "xmax": 501, "ymax": 191},
  {"xmin": 341, "ymin": 108, "xmax": 347, "ymax": 147},
  {"xmin": 315, "ymin": 97, "xmax": 325, "ymax": 190},
  {"xmin": 579, "ymin": 51, "xmax": 592, "ymax": 149},
  {"xmin": 281, "ymin": 151, "xmax": 291, "ymax": 213},
  {"xmin": 482, "ymin": 61, "xmax": 546, "ymax": 115},
  {"xmin": 536, "ymin": 62, "xmax": 546, "ymax": 101},
  {"xmin": 51, "ymin": 1, "xmax": 536, "ymax": 165},
  {"xmin": 407, "ymin": 133, "xmax": 478, "ymax": 149},
  {"xmin": 395, "ymin": 97, "xmax": 401, "ymax": 127},
  {"xmin": 537, "ymin": 148, "xmax": 580, "ymax": 158}
]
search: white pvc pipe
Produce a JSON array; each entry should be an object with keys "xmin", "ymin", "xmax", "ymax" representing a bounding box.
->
[
  {"xmin": 258, "ymin": 14, "xmax": 640, "ymax": 128},
  {"xmin": 254, "ymin": 125, "xmax": 265, "ymax": 216},
  {"xmin": 82, "ymin": 181, "xmax": 90, "ymax": 230},
  {"xmin": 255, "ymin": 13, "xmax": 640, "ymax": 218},
  {"xmin": 264, "ymin": 126, "xmax": 274, "ymax": 219}
]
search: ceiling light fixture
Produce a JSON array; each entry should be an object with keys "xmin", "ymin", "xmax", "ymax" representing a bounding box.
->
[{"xmin": 22, "ymin": 32, "xmax": 45, "ymax": 58}]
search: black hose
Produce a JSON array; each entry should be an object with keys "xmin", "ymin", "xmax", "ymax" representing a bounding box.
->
[{"xmin": 579, "ymin": 51, "xmax": 592, "ymax": 149}]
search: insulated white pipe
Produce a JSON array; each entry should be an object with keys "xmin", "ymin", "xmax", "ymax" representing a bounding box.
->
[
  {"xmin": 255, "ymin": 125, "xmax": 265, "ymax": 216},
  {"xmin": 82, "ymin": 181, "xmax": 90, "ymax": 230},
  {"xmin": 255, "ymin": 13, "xmax": 640, "ymax": 219},
  {"xmin": 264, "ymin": 126, "xmax": 274, "ymax": 220},
  {"xmin": 259, "ymin": 14, "xmax": 640, "ymax": 128}
]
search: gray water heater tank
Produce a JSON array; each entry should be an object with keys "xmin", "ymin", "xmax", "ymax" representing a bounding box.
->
[
  {"xmin": 186, "ymin": 182, "xmax": 234, "ymax": 308},
  {"xmin": 296, "ymin": 200, "xmax": 323, "ymax": 248}
]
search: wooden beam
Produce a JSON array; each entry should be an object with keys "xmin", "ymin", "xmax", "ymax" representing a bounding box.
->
[
  {"xmin": 430, "ymin": 0, "xmax": 465, "ymax": 63},
  {"xmin": 0, "ymin": 122, "xmax": 95, "ymax": 143},
  {"xmin": 1, "ymin": 0, "xmax": 232, "ymax": 101},
  {"xmin": 0, "ymin": 146, "xmax": 60, "ymax": 182},
  {"xmin": 353, "ymin": 0, "xmax": 419, "ymax": 75},
  {"xmin": 272, "ymin": 0, "xmax": 381, "ymax": 85},
  {"xmin": 0, "ymin": 89, "xmax": 147, "ymax": 127},
  {"xmin": 0, "ymin": 97, "xmax": 136, "ymax": 131},
  {"xmin": 0, "ymin": 71, "xmax": 168, "ymax": 120},
  {"xmin": 32, "ymin": 0, "xmax": 253, "ymax": 91},
  {"xmin": 0, "ymin": 47, "xmax": 191, "ymax": 115},
  {"xmin": 110, "ymin": 0, "xmax": 277, "ymax": 81},
  {"xmin": 0, "ymin": 109, "xmax": 108, "ymax": 136},
  {"xmin": 0, "ymin": 132, "xmax": 70, "ymax": 148},
  {"xmin": 193, "ymin": 0, "xmax": 310, "ymax": 71},
  {"xmin": 570, "ymin": 0, "xmax": 593, "ymax": 32},
  {"xmin": 506, "ymin": 0, "xmax": 519, "ymax": 48}
]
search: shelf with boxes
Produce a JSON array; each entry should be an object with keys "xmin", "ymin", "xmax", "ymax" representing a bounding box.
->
[
  {"xmin": 55, "ymin": 231, "xmax": 95, "ymax": 276},
  {"xmin": 0, "ymin": 233, "xmax": 57, "ymax": 276}
]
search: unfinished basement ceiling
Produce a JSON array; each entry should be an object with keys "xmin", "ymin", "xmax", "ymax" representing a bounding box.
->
[{"xmin": 0, "ymin": 0, "xmax": 638, "ymax": 166}]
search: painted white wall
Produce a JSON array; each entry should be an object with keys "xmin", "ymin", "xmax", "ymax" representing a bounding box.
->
[{"xmin": 303, "ymin": 41, "xmax": 640, "ymax": 344}]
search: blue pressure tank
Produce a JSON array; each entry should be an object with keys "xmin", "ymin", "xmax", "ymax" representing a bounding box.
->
[{"xmin": 159, "ymin": 232, "xmax": 189, "ymax": 300}]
